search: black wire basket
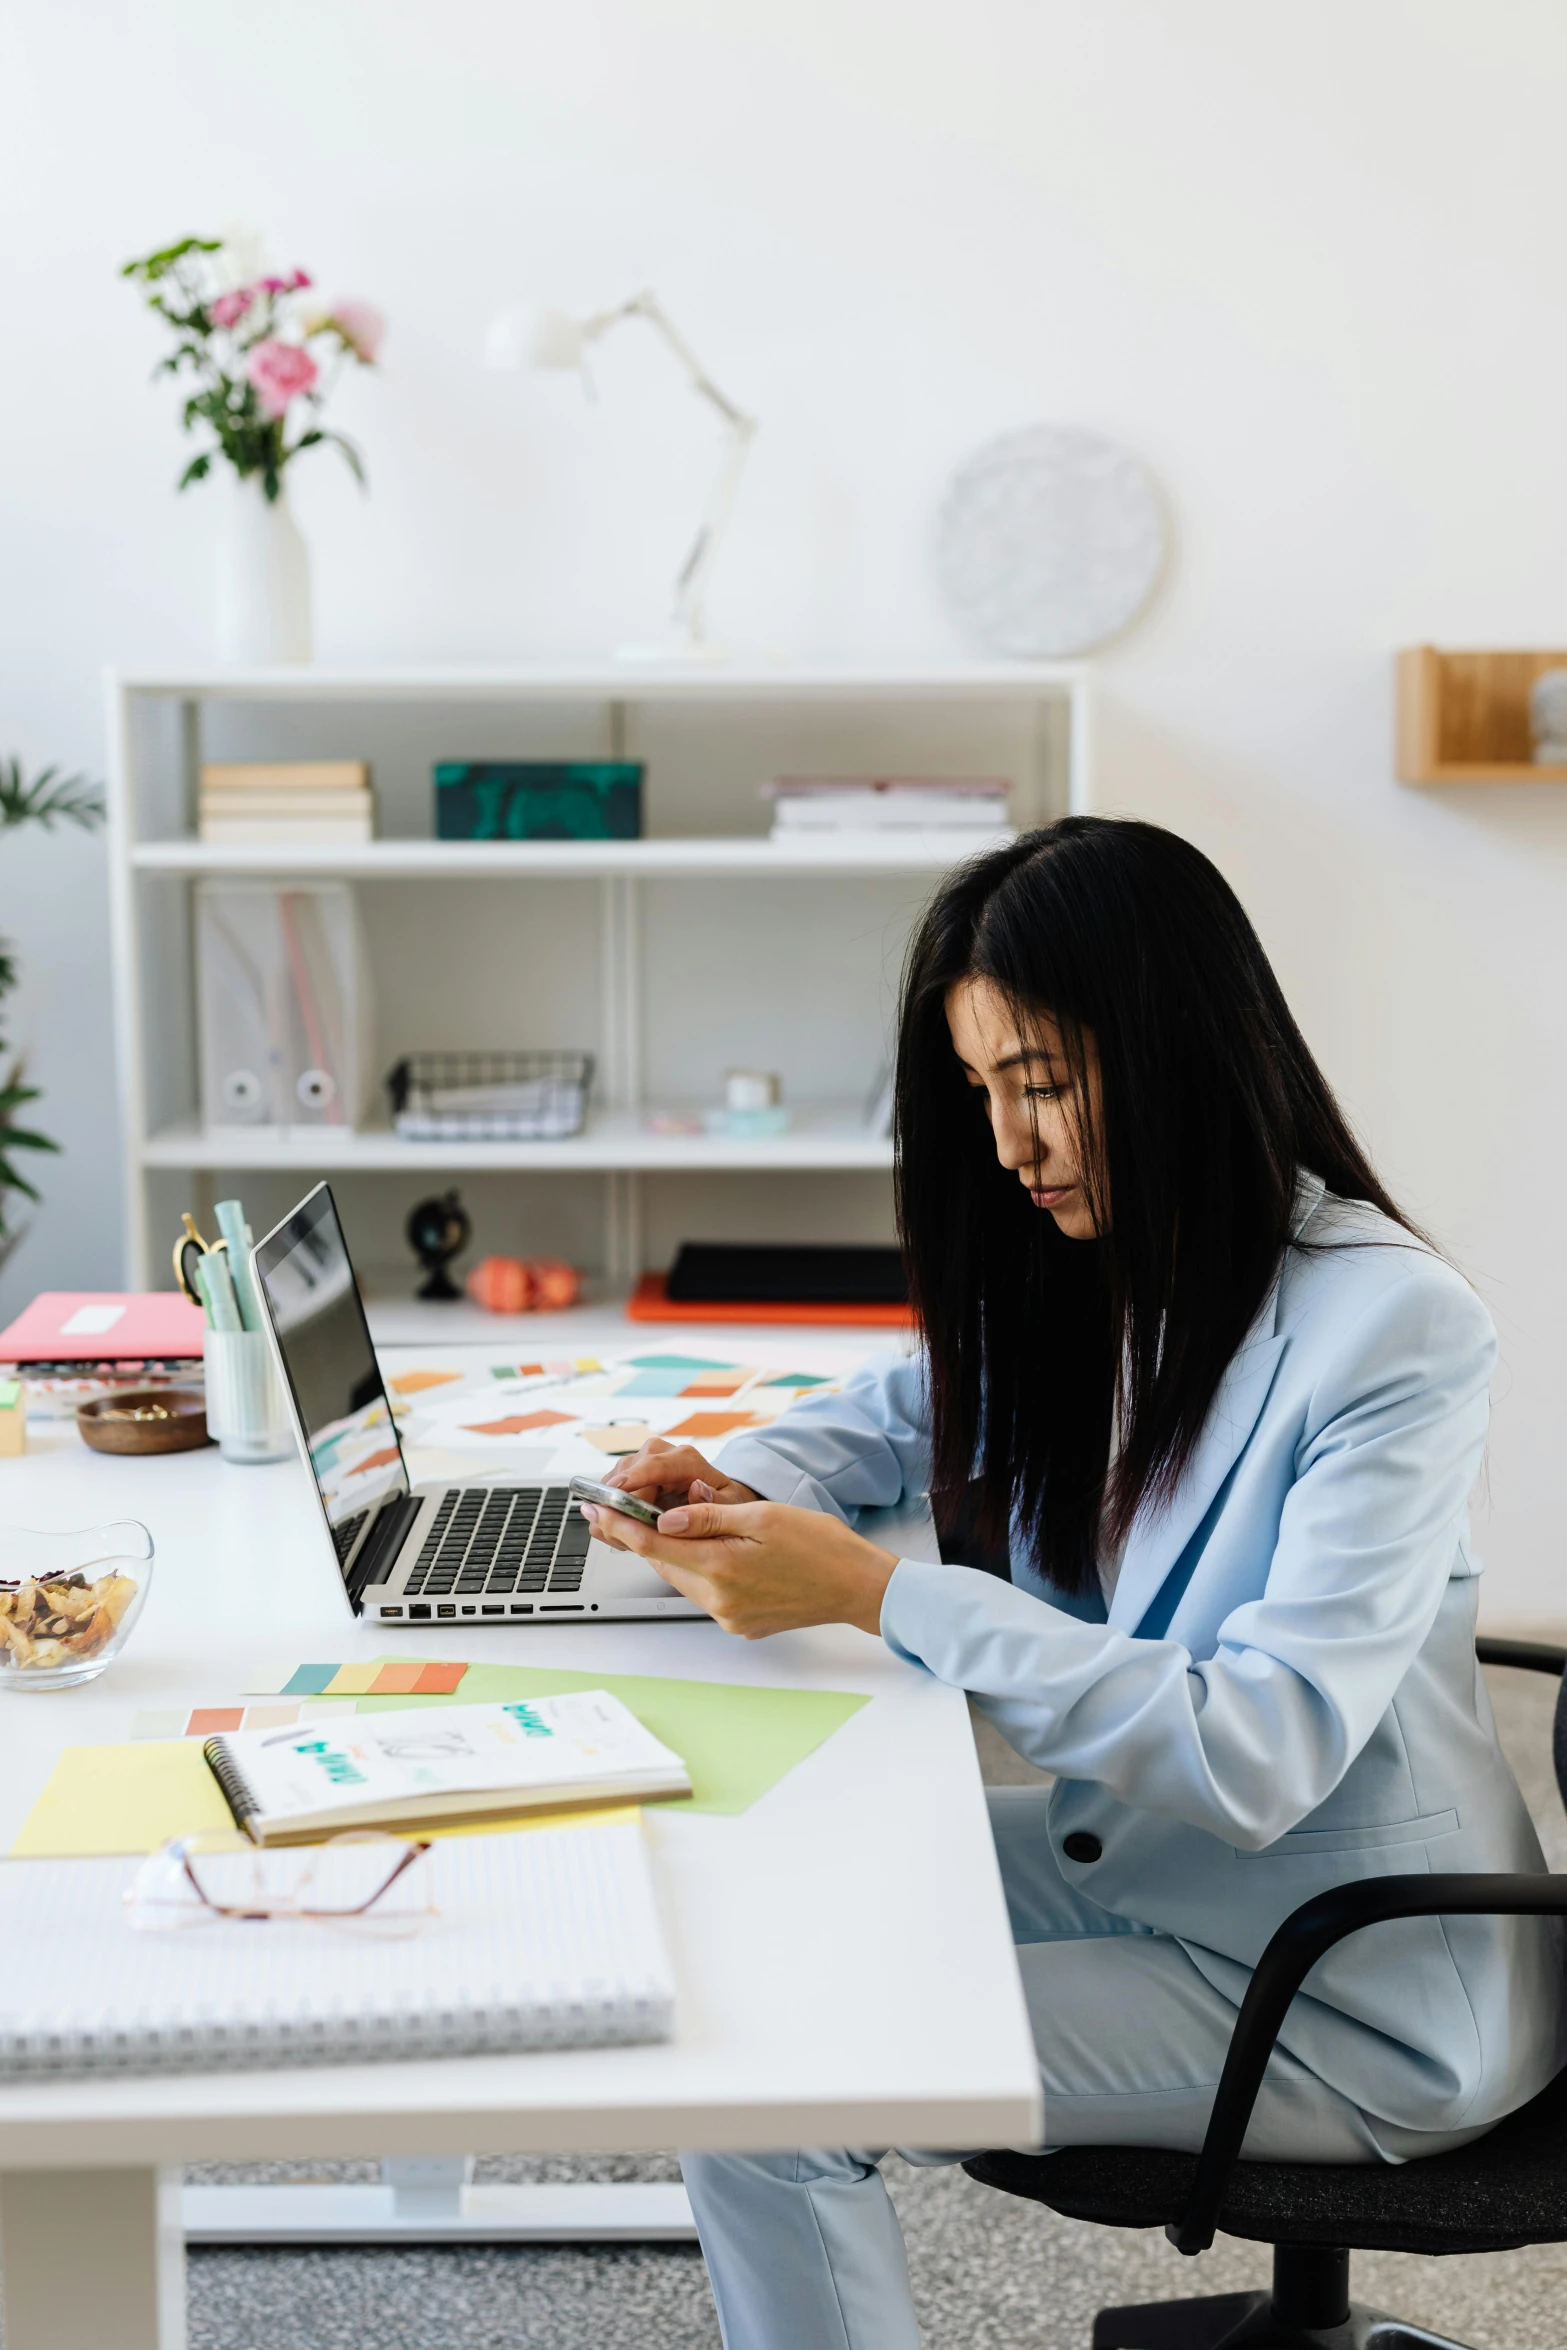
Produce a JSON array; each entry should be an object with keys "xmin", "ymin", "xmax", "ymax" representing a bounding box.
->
[{"xmin": 386, "ymin": 1052, "xmax": 594, "ymax": 1142}]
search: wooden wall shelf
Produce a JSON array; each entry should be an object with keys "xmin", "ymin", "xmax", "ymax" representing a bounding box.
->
[{"xmin": 1397, "ymin": 645, "xmax": 1567, "ymax": 784}]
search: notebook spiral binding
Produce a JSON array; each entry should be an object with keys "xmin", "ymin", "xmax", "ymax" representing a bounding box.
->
[
  {"xmin": 0, "ymin": 1995, "xmax": 671, "ymax": 2080},
  {"xmin": 202, "ymin": 1737, "xmax": 262, "ymax": 1838}
]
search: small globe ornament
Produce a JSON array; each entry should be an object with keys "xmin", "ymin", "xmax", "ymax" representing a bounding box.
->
[
  {"xmin": 936, "ymin": 423, "xmax": 1166, "ymax": 659},
  {"xmin": 406, "ymin": 1189, "xmax": 471, "ymax": 1302}
]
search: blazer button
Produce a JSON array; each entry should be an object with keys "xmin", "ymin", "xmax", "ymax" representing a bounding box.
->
[{"xmin": 1062, "ymin": 1831, "xmax": 1102, "ymax": 1864}]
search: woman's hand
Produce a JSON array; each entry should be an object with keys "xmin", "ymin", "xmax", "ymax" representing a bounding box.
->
[
  {"xmin": 589, "ymin": 1437, "xmax": 759, "ymax": 1553},
  {"xmin": 579, "ymin": 1492, "xmax": 899, "ymax": 1639}
]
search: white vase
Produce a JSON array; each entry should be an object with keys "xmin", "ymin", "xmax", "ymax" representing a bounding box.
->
[{"xmin": 215, "ymin": 473, "xmax": 313, "ymax": 665}]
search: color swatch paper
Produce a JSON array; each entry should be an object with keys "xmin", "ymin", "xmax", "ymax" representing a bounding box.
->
[
  {"xmin": 665, "ymin": 1410, "xmax": 762, "ymax": 1439},
  {"xmin": 582, "ymin": 1422, "xmax": 655, "ymax": 1455},
  {"xmin": 462, "ymin": 1409, "xmax": 575, "ymax": 1436},
  {"xmin": 320, "ymin": 1663, "xmax": 382, "ymax": 1696},
  {"xmin": 186, "ymin": 1707, "xmax": 244, "ymax": 1736},
  {"xmin": 626, "ymin": 1354, "xmax": 735, "ymax": 1371},
  {"xmin": 256, "ymin": 1660, "xmax": 472, "ymax": 1701},
  {"xmin": 282, "ymin": 1664, "xmax": 339, "ymax": 1697},
  {"xmin": 388, "ymin": 1369, "xmax": 463, "ymax": 1396},
  {"xmin": 130, "ymin": 1709, "xmax": 185, "ymax": 1742},
  {"xmin": 616, "ymin": 1369, "xmax": 705, "ymax": 1398}
]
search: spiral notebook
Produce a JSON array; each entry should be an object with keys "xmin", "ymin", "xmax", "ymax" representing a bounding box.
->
[
  {"xmin": 0, "ymin": 1818, "xmax": 675, "ymax": 2080},
  {"xmin": 203, "ymin": 1691, "xmax": 692, "ymax": 1845}
]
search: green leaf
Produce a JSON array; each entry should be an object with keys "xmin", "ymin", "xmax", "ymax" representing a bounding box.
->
[
  {"xmin": 122, "ymin": 235, "xmax": 223, "ymax": 282},
  {"xmin": 0, "ymin": 760, "xmax": 106, "ymax": 832},
  {"xmin": 178, "ymin": 453, "xmax": 212, "ymax": 491},
  {"xmin": 0, "ymin": 1165, "xmax": 44, "ymax": 1205},
  {"xmin": 0, "ymin": 1128, "xmax": 59, "ymax": 1155},
  {"xmin": 326, "ymin": 429, "xmax": 368, "ymax": 489}
]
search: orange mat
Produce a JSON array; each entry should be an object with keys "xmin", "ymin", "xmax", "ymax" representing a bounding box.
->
[{"xmin": 626, "ymin": 1273, "xmax": 914, "ymax": 1327}]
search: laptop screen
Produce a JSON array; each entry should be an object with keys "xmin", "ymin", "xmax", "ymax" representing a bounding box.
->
[{"xmin": 252, "ymin": 1183, "xmax": 409, "ymax": 1535}]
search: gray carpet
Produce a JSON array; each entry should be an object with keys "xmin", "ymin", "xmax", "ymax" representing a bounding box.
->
[{"xmin": 10, "ymin": 1667, "xmax": 1567, "ymax": 2347}]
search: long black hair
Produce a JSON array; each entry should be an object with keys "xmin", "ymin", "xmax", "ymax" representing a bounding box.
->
[{"xmin": 895, "ymin": 816, "xmax": 1416, "ymax": 1597}]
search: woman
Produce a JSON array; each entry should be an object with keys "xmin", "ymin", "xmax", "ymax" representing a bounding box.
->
[{"xmin": 584, "ymin": 817, "xmax": 1563, "ymax": 2350}]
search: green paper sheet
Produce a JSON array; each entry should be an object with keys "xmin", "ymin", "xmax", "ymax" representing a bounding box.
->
[
  {"xmin": 355, "ymin": 1658, "xmax": 870, "ymax": 1815},
  {"xmin": 8, "ymin": 1661, "xmax": 873, "ymax": 1857}
]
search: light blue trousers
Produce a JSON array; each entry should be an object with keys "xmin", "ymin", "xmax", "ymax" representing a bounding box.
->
[{"xmin": 681, "ymin": 1787, "xmax": 1473, "ymax": 2350}]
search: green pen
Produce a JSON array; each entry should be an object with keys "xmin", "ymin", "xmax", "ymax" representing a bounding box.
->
[
  {"xmin": 194, "ymin": 1248, "xmax": 242, "ymax": 1333},
  {"xmin": 213, "ymin": 1198, "xmax": 262, "ymax": 1332}
]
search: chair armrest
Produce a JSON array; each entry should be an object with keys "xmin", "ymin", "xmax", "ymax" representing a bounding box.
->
[
  {"xmin": 1168, "ymin": 1871, "xmax": 1567, "ymax": 2256},
  {"xmin": 1476, "ymin": 1637, "xmax": 1567, "ymax": 1675}
]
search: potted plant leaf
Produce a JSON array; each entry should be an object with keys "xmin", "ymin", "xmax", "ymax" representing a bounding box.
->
[{"xmin": 0, "ymin": 761, "xmax": 106, "ymax": 1272}]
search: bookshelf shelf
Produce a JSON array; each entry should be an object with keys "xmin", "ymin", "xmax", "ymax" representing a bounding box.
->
[{"xmin": 107, "ymin": 663, "xmax": 1091, "ymax": 1290}]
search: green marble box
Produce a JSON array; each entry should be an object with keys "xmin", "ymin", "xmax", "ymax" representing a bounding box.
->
[{"xmin": 433, "ymin": 761, "xmax": 643, "ymax": 841}]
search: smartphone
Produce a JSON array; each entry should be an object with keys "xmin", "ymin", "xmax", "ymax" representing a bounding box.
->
[{"xmin": 567, "ymin": 1474, "xmax": 662, "ymax": 1528}]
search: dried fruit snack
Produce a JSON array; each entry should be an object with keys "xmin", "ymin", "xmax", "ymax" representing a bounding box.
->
[{"xmin": 0, "ymin": 1568, "xmax": 140, "ymax": 1672}]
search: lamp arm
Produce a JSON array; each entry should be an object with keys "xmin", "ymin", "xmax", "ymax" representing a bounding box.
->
[
  {"xmin": 581, "ymin": 290, "xmax": 756, "ymax": 648},
  {"xmin": 583, "ymin": 291, "xmax": 754, "ymax": 433},
  {"xmin": 671, "ymin": 412, "xmax": 757, "ymax": 645}
]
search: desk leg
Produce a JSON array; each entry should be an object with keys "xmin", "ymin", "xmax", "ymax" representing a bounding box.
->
[{"xmin": 0, "ymin": 2165, "xmax": 185, "ymax": 2350}]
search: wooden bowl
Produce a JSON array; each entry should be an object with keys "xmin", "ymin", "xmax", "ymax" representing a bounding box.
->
[{"xmin": 77, "ymin": 1387, "xmax": 211, "ymax": 1456}]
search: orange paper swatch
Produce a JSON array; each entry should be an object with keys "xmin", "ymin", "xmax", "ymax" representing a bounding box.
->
[
  {"xmin": 463, "ymin": 1409, "xmax": 576, "ymax": 1437},
  {"xmin": 371, "ymin": 1661, "xmax": 428, "ymax": 1695},
  {"xmin": 187, "ymin": 1707, "xmax": 244, "ymax": 1736},
  {"xmin": 388, "ymin": 1369, "xmax": 463, "ymax": 1396},
  {"xmin": 665, "ymin": 1410, "xmax": 762, "ymax": 1439},
  {"xmin": 412, "ymin": 1662, "xmax": 467, "ymax": 1694},
  {"xmin": 680, "ymin": 1373, "xmax": 751, "ymax": 1397}
]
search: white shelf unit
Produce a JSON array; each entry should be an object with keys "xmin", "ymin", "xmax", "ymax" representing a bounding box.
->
[{"xmin": 107, "ymin": 664, "xmax": 1091, "ymax": 1292}]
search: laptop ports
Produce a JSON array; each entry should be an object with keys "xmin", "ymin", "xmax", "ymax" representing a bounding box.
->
[
  {"xmin": 408, "ymin": 1603, "xmax": 431, "ymax": 1619},
  {"xmin": 382, "ymin": 1607, "xmax": 403, "ymax": 1617},
  {"xmin": 437, "ymin": 1604, "xmax": 456, "ymax": 1617}
]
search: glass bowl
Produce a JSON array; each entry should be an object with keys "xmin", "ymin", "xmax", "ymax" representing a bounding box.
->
[{"xmin": 0, "ymin": 1521, "xmax": 154, "ymax": 1690}]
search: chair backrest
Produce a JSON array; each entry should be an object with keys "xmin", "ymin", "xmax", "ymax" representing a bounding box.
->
[{"xmin": 1552, "ymin": 1674, "xmax": 1567, "ymax": 1817}]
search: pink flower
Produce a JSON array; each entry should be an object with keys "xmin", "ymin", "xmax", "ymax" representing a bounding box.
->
[
  {"xmin": 325, "ymin": 298, "xmax": 386, "ymax": 363},
  {"xmin": 245, "ymin": 338, "xmax": 319, "ymax": 418},
  {"xmin": 260, "ymin": 269, "xmax": 313, "ymax": 294},
  {"xmin": 209, "ymin": 288, "xmax": 252, "ymax": 329}
]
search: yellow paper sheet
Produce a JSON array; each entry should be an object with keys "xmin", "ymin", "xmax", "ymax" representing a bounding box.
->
[
  {"xmin": 323, "ymin": 1662, "xmax": 383, "ymax": 1695},
  {"xmin": 9, "ymin": 1731, "xmax": 643, "ymax": 1860},
  {"xmin": 11, "ymin": 1739, "xmax": 232, "ymax": 1858}
]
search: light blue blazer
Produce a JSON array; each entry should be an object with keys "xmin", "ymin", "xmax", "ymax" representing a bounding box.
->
[{"xmin": 723, "ymin": 1177, "xmax": 1565, "ymax": 2136}]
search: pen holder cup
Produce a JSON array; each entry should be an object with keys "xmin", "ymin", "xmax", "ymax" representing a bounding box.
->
[{"xmin": 203, "ymin": 1330, "xmax": 294, "ymax": 1465}]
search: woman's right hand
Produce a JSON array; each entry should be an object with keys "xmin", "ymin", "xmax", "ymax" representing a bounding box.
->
[{"xmin": 591, "ymin": 1436, "xmax": 760, "ymax": 1551}]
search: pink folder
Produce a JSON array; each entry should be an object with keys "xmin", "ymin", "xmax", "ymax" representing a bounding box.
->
[{"xmin": 0, "ymin": 1291, "xmax": 207, "ymax": 1362}]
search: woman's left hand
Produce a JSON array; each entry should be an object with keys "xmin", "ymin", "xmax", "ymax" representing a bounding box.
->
[{"xmin": 581, "ymin": 1496, "xmax": 899, "ymax": 1640}]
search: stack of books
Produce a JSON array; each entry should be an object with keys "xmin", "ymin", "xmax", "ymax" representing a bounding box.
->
[
  {"xmin": 198, "ymin": 762, "xmax": 374, "ymax": 845},
  {"xmin": 762, "ymin": 776, "xmax": 1013, "ymax": 838}
]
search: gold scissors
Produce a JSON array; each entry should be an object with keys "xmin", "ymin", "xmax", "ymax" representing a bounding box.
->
[{"xmin": 173, "ymin": 1212, "xmax": 228, "ymax": 1306}]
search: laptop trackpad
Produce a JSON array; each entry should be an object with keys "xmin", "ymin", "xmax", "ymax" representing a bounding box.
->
[{"xmin": 588, "ymin": 1538, "xmax": 684, "ymax": 1601}]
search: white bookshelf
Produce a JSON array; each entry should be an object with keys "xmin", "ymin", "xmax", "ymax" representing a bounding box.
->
[{"xmin": 106, "ymin": 663, "xmax": 1091, "ymax": 1292}]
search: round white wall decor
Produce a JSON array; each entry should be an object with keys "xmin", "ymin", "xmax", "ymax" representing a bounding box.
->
[{"xmin": 936, "ymin": 424, "xmax": 1166, "ymax": 659}]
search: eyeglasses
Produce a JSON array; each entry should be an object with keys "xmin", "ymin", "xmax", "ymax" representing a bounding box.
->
[{"xmin": 125, "ymin": 1830, "xmax": 437, "ymax": 1937}]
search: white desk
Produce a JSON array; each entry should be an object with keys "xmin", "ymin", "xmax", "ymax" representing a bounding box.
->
[{"xmin": 0, "ymin": 1334, "xmax": 1039, "ymax": 2350}]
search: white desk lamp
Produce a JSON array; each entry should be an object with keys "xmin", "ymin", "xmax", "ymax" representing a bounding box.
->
[{"xmin": 486, "ymin": 292, "xmax": 757, "ymax": 662}]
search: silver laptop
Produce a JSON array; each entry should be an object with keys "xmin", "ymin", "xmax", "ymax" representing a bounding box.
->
[{"xmin": 252, "ymin": 1182, "xmax": 704, "ymax": 1625}]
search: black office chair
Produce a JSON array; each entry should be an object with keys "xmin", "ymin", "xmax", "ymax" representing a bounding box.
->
[{"xmin": 963, "ymin": 1636, "xmax": 1567, "ymax": 2349}]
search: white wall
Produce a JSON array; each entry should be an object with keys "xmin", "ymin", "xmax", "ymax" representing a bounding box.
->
[{"xmin": 3, "ymin": 0, "xmax": 1565, "ymax": 1622}]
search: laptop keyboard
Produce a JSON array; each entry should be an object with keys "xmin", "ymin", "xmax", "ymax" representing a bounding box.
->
[
  {"xmin": 332, "ymin": 1511, "xmax": 368, "ymax": 1564},
  {"xmin": 400, "ymin": 1487, "xmax": 591, "ymax": 1606}
]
